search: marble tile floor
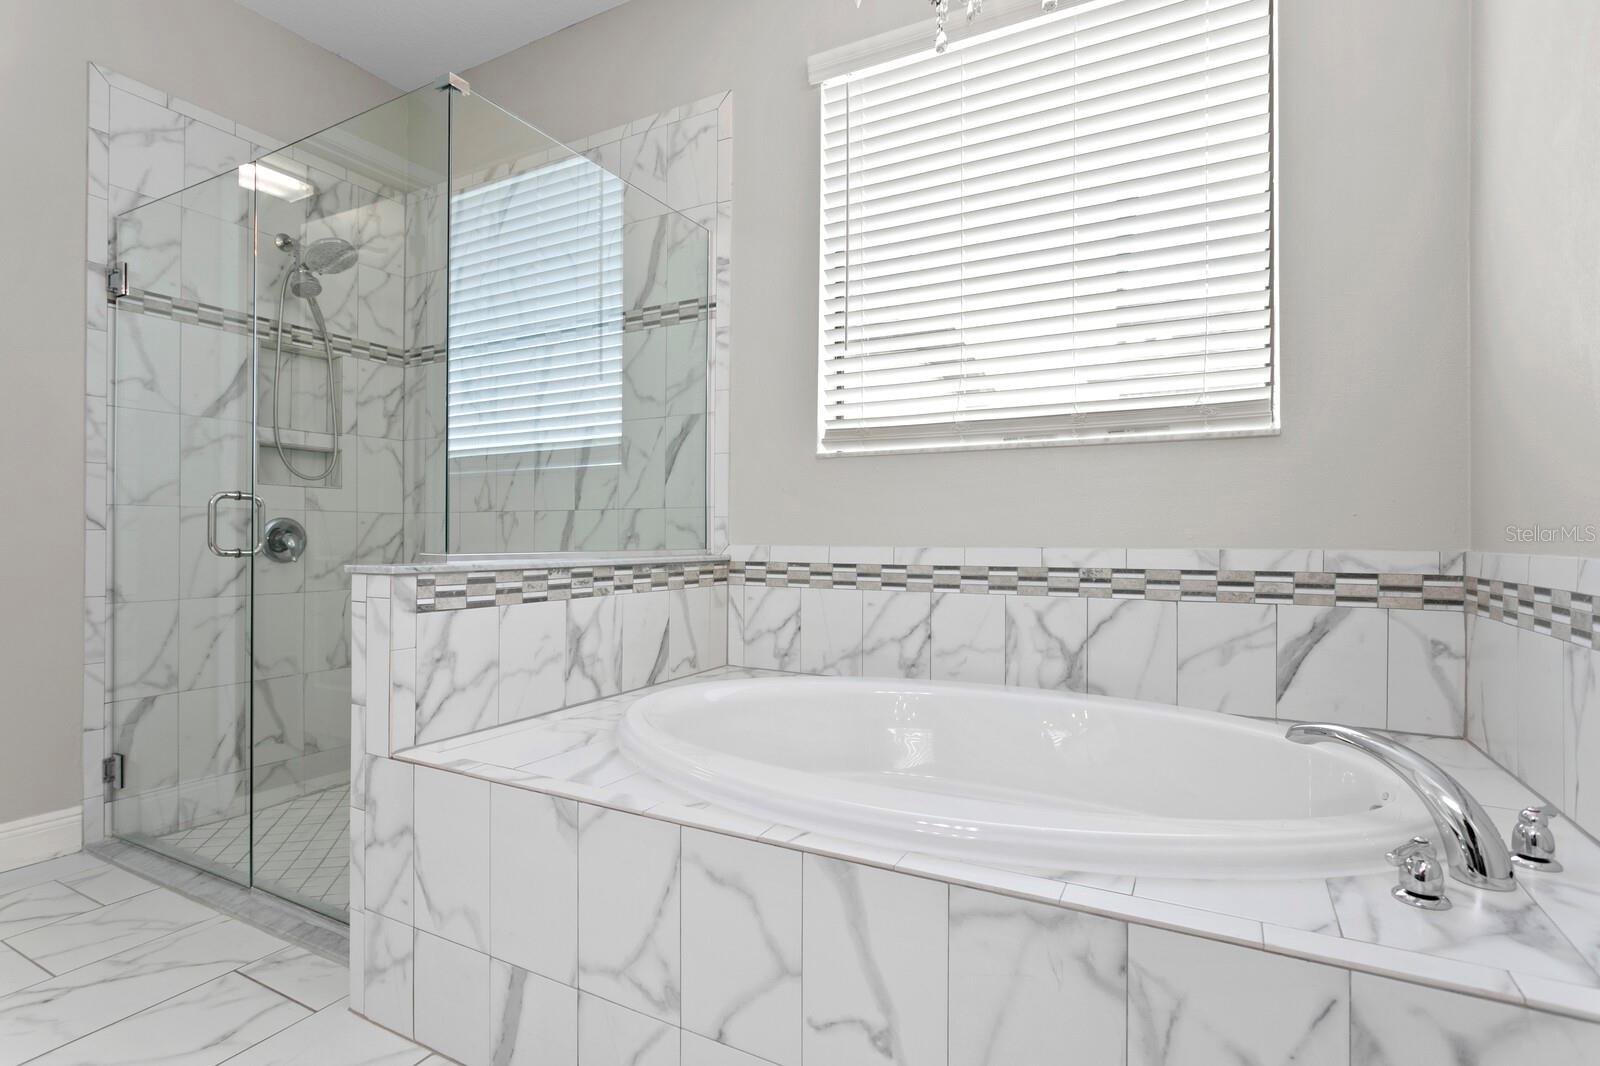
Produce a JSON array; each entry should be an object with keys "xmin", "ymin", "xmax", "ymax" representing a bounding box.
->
[
  {"xmin": 152, "ymin": 786, "xmax": 349, "ymax": 911},
  {"xmin": 0, "ymin": 851, "xmax": 439, "ymax": 1065}
]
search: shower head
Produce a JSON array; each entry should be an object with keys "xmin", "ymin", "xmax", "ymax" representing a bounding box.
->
[
  {"xmin": 274, "ymin": 233, "xmax": 358, "ymax": 276},
  {"xmin": 300, "ymin": 237, "xmax": 358, "ymax": 275}
]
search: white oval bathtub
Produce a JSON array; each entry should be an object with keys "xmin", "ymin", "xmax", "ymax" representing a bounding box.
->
[{"xmin": 616, "ymin": 677, "xmax": 1432, "ymax": 879}]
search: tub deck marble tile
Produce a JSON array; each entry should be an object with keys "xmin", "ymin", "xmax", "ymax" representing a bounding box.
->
[{"xmin": 395, "ymin": 666, "xmax": 1600, "ymax": 1023}]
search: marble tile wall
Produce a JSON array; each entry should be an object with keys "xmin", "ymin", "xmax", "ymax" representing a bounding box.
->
[
  {"xmin": 727, "ymin": 547, "xmax": 1471, "ymax": 737},
  {"xmin": 1463, "ymin": 552, "xmax": 1600, "ymax": 844},
  {"xmin": 438, "ymin": 94, "xmax": 731, "ymax": 556},
  {"xmin": 350, "ymin": 573, "xmax": 727, "ymax": 762},
  {"xmin": 348, "ymin": 753, "xmax": 1600, "ymax": 1065},
  {"xmin": 88, "ymin": 64, "xmax": 408, "ymax": 854}
]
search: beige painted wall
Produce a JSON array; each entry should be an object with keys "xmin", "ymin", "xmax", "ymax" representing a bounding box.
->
[
  {"xmin": 1470, "ymin": 2, "xmax": 1600, "ymax": 555},
  {"xmin": 0, "ymin": 1, "xmax": 394, "ymax": 826},
  {"xmin": 466, "ymin": 0, "xmax": 1473, "ymax": 550}
]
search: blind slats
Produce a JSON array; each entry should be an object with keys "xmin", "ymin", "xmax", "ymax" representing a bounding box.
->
[
  {"xmin": 818, "ymin": 0, "xmax": 1274, "ymax": 454},
  {"xmin": 449, "ymin": 156, "xmax": 625, "ymax": 459}
]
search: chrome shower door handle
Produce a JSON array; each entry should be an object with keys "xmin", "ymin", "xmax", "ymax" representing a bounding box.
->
[{"xmin": 206, "ymin": 491, "xmax": 264, "ymax": 558}]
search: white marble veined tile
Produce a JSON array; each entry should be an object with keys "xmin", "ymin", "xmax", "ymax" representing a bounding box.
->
[
  {"xmin": 500, "ymin": 600, "xmax": 566, "ymax": 724},
  {"xmin": 414, "ymin": 607, "xmax": 498, "ymax": 744},
  {"xmin": 1323, "ymin": 549, "xmax": 1442, "ymax": 574},
  {"xmin": 1127, "ymin": 924, "xmax": 1348, "ymax": 1066},
  {"xmin": 1175, "ymin": 601, "xmax": 1276, "ymax": 718},
  {"xmin": 568, "ymin": 595, "xmax": 624, "ymax": 703},
  {"xmin": 1399, "ymin": 736, "xmax": 1542, "ymax": 810},
  {"xmin": 682, "ymin": 829, "xmax": 801, "ymax": 1066},
  {"xmin": 1086, "ymin": 599, "xmax": 1176, "ymax": 703},
  {"xmin": 742, "ymin": 586, "xmax": 800, "ymax": 672},
  {"xmin": 623, "ymin": 590, "xmax": 672, "ymax": 691},
  {"xmin": 931, "ymin": 592, "xmax": 1004, "ymax": 685},
  {"xmin": 178, "ymin": 415, "xmax": 250, "ymax": 509},
  {"xmin": 357, "ymin": 268, "xmax": 404, "ymax": 350},
  {"xmin": 490, "ymin": 959, "xmax": 577, "ymax": 1066},
  {"xmin": 1387, "ymin": 609, "xmax": 1466, "ymax": 735},
  {"xmin": 800, "ymin": 587, "xmax": 863, "ymax": 677},
  {"xmin": 0, "ymin": 854, "xmax": 103, "ymax": 898},
  {"xmin": 113, "ymin": 312, "xmax": 180, "ymax": 413},
  {"xmin": 1469, "ymin": 614, "xmax": 1520, "ymax": 773},
  {"xmin": 0, "ymin": 944, "xmax": 46, "ymax": 998},
  {"xmin": 109, "ymin": 89, "xmax": 186, "ymax": 198},
  {"xmin": 177, "ymin": 596, "xmax": 249, "ymax": 691},
  {"xmin": 668, "ymin": 586, "xmax": 716, "ymax": 680},
  {"xmin": 1133, "ymin": 876, "xmax": 1339, "ymax": 934},
  {"xmin": 24, "ymin": 970, "xmax": 307, "ymax": 1066},
  {"xmin": 363, "ymin": 911, "xmax": 415, "ymax": 1039},
  {"xmin": 619, "ymin": 419, "xmax": 667, "ymax": 511},
  {"xmin": 1350, "ymin": 971, "xmax": 1600, "ymax": 1063},
  {"xmin": 111, "ymin": 408, "xmax": 178, "ymax": 507},
  {"xmin": 681, "ymin": 1032, "xmax": 769, "ymax": 1066},
  {"xmin": 1329, "ymin": 871, "xmax": 1599, "ymax": 984},
  {"xmin": 413, "ymin": 767, "xmax": 490, "ymax": 952},
  {"xmin": 861, "ymin": 590, "xmax": 931, "ymax": 679},
  {"xmin": 1275, "ymin": 605, "xmax": 1386, "ymax": 726},
  {"xmin": 491, "ymin": 785, "xmax": 579, "ymax": 986},
  {"xmin": 1517, "ymin": 875, "xmax": 1600, "ymax": 981},
  {"xmin": 577, "ymin": 991, "xmax": 679, "ymax": 1066},
  {"xmin": 948, "ymin": 886, "xmax": 1126, "ymax": 1066},
  {"xmin": 0, "ymin": 881, "xmax": 99, "ymax": 940},
  {"xmin": 363, "ymin": 758, "xmax": 414, "ymax": 925},
  {"xmin": 624, "ymin": 328, "xmax": 668, "ymax": 422},
  {"xmin": 1565, "ymin": 643, "xmax": 1600, "ymax": 833},
  {"xmin": 413, "ymin": 931, "xmax": 490, "ymax": 1066},
  {"xmin": 107, "ymin": 691, "xmax": 178, "ymax": 791},
  {"xmin": 578, "ymin": 806, "xmax": 681, "ymax": 1024},
  {"xmin": 664, "ymin": 414, "xmax": 706, "ymax": 511},
  {"xmin": 0, "ymin": 917, "xmax": 286, "ymax": 1064},
  {"xmin": 1003, "ymin": 595, "xmax": 1087, "ymax": 691},
  {"xmin": 802, "ymin": 854, "xmax": 947, "ymax": 1066},
  {"xmin": 354, "ymin": 361, "xmax": 406, "ymax": 441},
  {"xmin": 1217, "ymin": 548, "xmax": 1323, "ymax": 572},
  {"xmin": 219, "ymin": 997, "xmax": 432, "ymax": 1066},
  {"xmin": 57, "ymin": 863, "xmax": 156, "ymax": 906},
  {"xmin": 1126, "ymin": 547, "xmax": 1221, "ymax": 571},
  {"xmin": 1518, "ymin": 629, "xmax": 1566, "ymax": 806}
]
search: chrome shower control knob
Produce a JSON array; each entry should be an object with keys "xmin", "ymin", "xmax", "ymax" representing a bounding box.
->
[
  {"xmin": 263, "ymin": 516, "xmax": 307, "ymax": 563},
  {"xmin": 1387, "ymin": 836, "xmax": 1451, "ymax": 910},
  {"xmin": 1511, "ymin": 806, "xmax": 1563, "ymax": 872}
]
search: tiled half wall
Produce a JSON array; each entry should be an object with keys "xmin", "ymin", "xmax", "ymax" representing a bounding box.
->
[
  {"xmin": 377, "ymin": 544, "xmax": 1600, "ymax": 846},
  {"xmin": 348, "ymin": 758, "xmax": 1600, "ymax": 1065}
]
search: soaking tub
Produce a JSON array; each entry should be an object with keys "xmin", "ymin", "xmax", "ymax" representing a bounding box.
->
[{"xmin": 616, "ymin": 676, "xmax": 1433, "ymax": 879}]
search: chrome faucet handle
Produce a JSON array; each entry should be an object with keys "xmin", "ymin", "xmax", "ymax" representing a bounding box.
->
[
  {"xmin": 1387, "ymin": 836, "xmax": 1451, "ymax": 910},
  {"xmin": 1511, "ymin": 806, "xmax": 1563, "ymax": 872}
]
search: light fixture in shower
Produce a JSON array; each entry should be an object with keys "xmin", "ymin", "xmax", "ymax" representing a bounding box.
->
[
  {"xmin": 237, "ymin": 161, "xmax": 314, "ymax": 203},
  {"xmin": 855, "ymin": 0, "xmax": 1060, "ymax": 53}
]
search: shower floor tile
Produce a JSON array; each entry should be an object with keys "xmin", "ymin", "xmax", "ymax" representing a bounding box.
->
[{"xmin": 152, "ymin": 785, "xmax": 349, "ymax": 912}]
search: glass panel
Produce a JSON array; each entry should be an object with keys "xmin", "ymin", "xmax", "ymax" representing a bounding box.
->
[
  {"xmin": 249, "ymin": 84, "xmax": 448, "ymax": 919},
  {"xmin": 445, "ymin": 92, "xmax": 710, "ymax": 554},
  {"xmin": 107, "ymin": 167, "xmax": 257, "ymax": 884}
]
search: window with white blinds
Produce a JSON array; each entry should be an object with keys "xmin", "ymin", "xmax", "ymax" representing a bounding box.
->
[
  {"xmin": 818, "ymin": 0, "xmax": 1275, "ymax": 454},
  {"xmin": 448, "ymin": 156, "xmax": 624, "ymax": 461}
]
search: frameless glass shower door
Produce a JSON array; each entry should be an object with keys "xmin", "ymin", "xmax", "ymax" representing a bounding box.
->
[
  {"xmin": 108, "ymin": 158, "xmax": 260, "ymax": 887},
  {"xmin": 106, "ymin": 75, "xmax": 710, "ymax": 922}
]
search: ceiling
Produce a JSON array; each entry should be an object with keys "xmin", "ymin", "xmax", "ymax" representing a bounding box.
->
[{"xmin": 237, "ymin": 0, "xmax": 630, "ymax": 90}]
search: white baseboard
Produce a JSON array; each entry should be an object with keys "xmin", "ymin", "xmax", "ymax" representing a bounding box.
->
[{"xmin": 0, "ymin": 807, "xmax": 82, "ymax": 873}]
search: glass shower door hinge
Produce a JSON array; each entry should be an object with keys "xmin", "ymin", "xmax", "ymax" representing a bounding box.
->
[
  {"xmin": 106, "ymin": 263, "xmax": 129, "ymax": 301},
  {"xmin": 102, "ymin": 753, "xmax": 124, "ymax": 789}
]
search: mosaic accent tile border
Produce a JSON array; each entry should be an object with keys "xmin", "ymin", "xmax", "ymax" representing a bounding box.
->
[
  {"xmin": 1467, "ymin": 576, "xmax": 1598, "ymax": 649},
  {"xmin": 113, "ymin": 287, "xmax": 411, "ymax": 365},
  {"xmin": 728, "ymin": 560, "xmax": 1466, "ymax": 610},
  {"xmin": 114, "ymin": 287, "xmax": 713, "ymax": 368},
  {"xmin": 417, "ymin": 559, "xmax": 729, "ymax": 612}
]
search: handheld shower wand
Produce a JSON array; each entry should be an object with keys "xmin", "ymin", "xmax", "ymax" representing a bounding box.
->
[{"xmin": 270, "ymin": 233, "xmax": 356, "ymax": 482}]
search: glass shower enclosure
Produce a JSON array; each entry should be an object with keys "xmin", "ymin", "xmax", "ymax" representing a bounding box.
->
[{"xmin": 105, "ymin": 78, "xmax": 709, "ymax": 919}]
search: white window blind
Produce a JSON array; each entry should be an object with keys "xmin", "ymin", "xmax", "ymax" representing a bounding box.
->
[
  {"xmin": 449, "ymin": 156, "xmax": 624, "ymax": 460},
  {"xmin": 818, "ymin": 0, "xmax": 1276, "ymax": 454}
]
